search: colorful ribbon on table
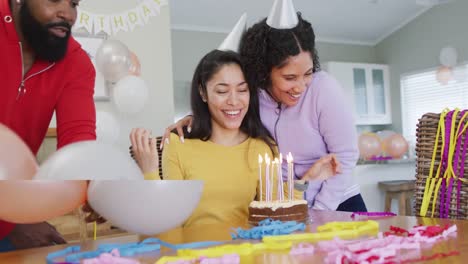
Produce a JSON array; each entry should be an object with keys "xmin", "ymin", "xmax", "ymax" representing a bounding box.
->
[
  {"xmin": 231, "ymin": 218, "xmax": 306, "ymax": 240},
  {"xmin": 262, "ymin": 220, "xmax": 379, "ymax": 244},
  {"xmin": 419, "ymin": 108, "xmax": 468, "ymax": 218},
  {"xmin": 316, "ymin": 224, "xmax": 457, "ymax": 264},
  {"xmin": 46, "ymin": 238, "xmax": 225, "ymax": 264},
  {"xmin": 157, "ymin": 223, "xmax": 457, "ymax": 264},
  {"xmin": 158, "ymin": 254, "xmax": 240, "ymax": 264},
  {"xmin": 289, "ymin": 243, "xmax": 315, "ymax": 255},
  {"xmin": 47, "ymin": 219, "xmax": 304, "ymax": 264},
  {"xmin": 350, "ymin": 212, "xmax": 397, "ymax": 219},
  {"xmin": 156, "ymin": 221, "xmax": 378, "ymax": 263},
  {"xmin": 82, "ymin": 249, "xmax": 140, "ymax": 264},
  {"xmin": 47, "ymin": 219, "xmax": 458, "ymax": 264}
]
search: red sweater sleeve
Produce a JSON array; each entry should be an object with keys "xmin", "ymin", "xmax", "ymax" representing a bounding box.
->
[
  {"xmin": 0, "ymin": 220, "xmax": 15, "ymax": 240},
  {"xmin": 56, "ymin": 48, "xmax": 97, "ymax": 149}
]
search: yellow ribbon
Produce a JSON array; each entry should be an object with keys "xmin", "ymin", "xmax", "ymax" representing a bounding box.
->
[
  {"xmin": 430, "ymin": 109, "xmax": 456, "ymax": 217},
  {"xmin": 154, "ymin": 242, "xmax": 292, "ymax": 263},
  {"xmin": 420, "ymin": 108, "xmax": 468, "ymax": 217},
  {"xmin": 263, "ymin": 220, "xmax": 379, "ymax": 244},
  {"xmin": 93, "ymin": 221, "xmax": 97, "ymax": 241}
]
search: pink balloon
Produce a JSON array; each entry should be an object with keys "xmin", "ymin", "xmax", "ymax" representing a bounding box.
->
[
  {"xmin": 436, "ymin": 66, "xmax": 453, "ymax": 85},
  {"xmin": 0, "ymin": 124, "xmax": 38, "ymax": 179},
  {"xmin": 382, "ymin": 134, "xmax": 408, "ymax": 159},
  {"xmin": 0, "ymin": 181, "xmax": 87, "ymax": 224},
  {"xmin": 129, "ymin": 52, "xmax": 141, "ymax": 76},
  {"xmin": 358, "ymin": 133, "xmax": 382, "ymax": 159}
]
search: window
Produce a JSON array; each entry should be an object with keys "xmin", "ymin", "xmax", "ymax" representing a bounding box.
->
[{"xmin": 401, "ymin": 63, "xmax": 468, "ymax": 143}]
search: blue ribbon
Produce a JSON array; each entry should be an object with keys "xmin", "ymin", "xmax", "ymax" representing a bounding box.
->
[
  {"xmin": 46, "ymin": 245, "xmax": 80, "ymax": 264},
  {"xmin": 231, "ymin": 219, "xmax": 306, "ymax": 240}
]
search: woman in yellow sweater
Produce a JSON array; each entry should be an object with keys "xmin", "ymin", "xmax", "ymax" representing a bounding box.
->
[{"xmin": 130, "ymin": 50, "xmax": 340, "ymax": 227}]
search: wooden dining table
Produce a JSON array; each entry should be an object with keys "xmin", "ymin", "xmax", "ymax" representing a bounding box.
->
[{"xmin": 0, "ymin": 210, "xmax": 467, "ymax": 264}]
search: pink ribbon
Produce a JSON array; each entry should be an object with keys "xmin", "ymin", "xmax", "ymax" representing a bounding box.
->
[
  {"xmin": 199, "ymin": 254, "xmax": 240, "ymax": 264},
  {"xmin": 165, "ymin": 254, "xmax": 240, "ymax": 264},
  {"xmin": 82, "ymin": 249, "xmax": 140, "ymax": 264},
  {"xmin": 351, "ymin": 212, "xmax": 397, "ymax": 218},
  {"xmin": 316, "ymin": 225, "xmax": 457, "ymax": 264},
  {"xmin": 289, "ymin": 243, "xmax": 315, "ymax": 255}
]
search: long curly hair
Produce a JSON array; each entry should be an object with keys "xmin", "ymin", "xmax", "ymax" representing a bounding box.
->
[{"xmin": 239, "ymin": 13, "xmax": 320, "ymax": 91}]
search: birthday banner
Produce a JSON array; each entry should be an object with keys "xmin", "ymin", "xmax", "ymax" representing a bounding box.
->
[{"xmin": 74, "ymin": 0, "xmax": 168, "ymax": 36}]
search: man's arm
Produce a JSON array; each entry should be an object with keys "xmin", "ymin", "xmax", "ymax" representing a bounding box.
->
[
  {"xmin": 55, "ymin": 49, "xmax": 97, "ymax": 148},
  {"xmin": 0, "ymin": 221, "xmax": 15, "ymax": 241}
]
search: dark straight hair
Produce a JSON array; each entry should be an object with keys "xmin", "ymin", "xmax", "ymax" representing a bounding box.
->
[{"xmin": 187, "ymin": 49, "xmax": 276, "ymax": 154}]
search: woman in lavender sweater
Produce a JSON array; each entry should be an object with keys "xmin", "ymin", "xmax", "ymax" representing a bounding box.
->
[{"xmin": 165, "ymin": 4, "xmax": 366, "ymax": 212}]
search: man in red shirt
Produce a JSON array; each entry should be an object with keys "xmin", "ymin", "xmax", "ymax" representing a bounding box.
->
[{"xmin": 0, "ymin": 0, "xmax": 96, "ymax": 251}]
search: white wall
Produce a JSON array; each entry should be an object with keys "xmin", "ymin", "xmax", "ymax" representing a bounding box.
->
[
  {"xmin": 40, "ymin": 0, "xmax": 174, "ymax": 162},
  {"xmin": 171, "ymin": 30, "xmax": 225, "ymax": 120},
  {"xmin": 376, "ymin": 0, "xmax": 468, "ymax": 134}
]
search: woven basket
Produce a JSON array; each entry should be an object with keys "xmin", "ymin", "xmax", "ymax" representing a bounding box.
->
[{"xmin": 414, "ymin": 112, "xmax": 468, "ymax": 219}]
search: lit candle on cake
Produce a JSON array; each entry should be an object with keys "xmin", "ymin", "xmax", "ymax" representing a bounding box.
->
[
  {"xmin": 258, "ymin": 154, "xmax": 263, "ymax": 202},
  {"xmin": 287, "ymin": 152, "xmax": 294, "ymax": 201},
  {"xmin": 270, "ymin": 158, "xmax": 275, "ymax": 202},
  {"xmin": 273, "ymin": 158, "xmax": 279, "ymax": 201},
  {"xmin": 275, "ymin": 157, "xmax": 283, "ymax": 202},
  {"xmin": 265, "ymin": 153, "xmax": 271, "ymax": 202},
  {"xmin": 279, "ymin": 154, "xmax": 284, "ymax": 202}
]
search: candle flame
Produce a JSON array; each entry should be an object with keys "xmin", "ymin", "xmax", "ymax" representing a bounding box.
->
[
  {"xmin": 279, "ymin": 153, "xmax": 283, "ymax": 164},
  {"xmin": 265, "ymin": 154, "xmax": 271, "ymax": 164},
  {"xmin": 258, "ymin": 154, "xmax": 263, "ymax": 163},
  {"xmin": 287, "ymin": 152, "xmax": 293, "ymax": 163},
  {"xmin": 274, "ymin": 158, "xmax": 279, "ymax": 164}
]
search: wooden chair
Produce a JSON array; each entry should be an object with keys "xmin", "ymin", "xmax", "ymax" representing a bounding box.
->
[
  {"xmin": 48, "ymin": 209, "xmax": 128, "ymax": 243},
  {"xmin": 379, "ymin": 180, "xmax": 415, "ymax": 216},
  {"xmin": 129, "ymin": 136, "xmax": 163, "ymax": 179}
]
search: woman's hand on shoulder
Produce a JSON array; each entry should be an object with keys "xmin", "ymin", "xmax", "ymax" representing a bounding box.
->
[
  {"xmin": 303, "ymin": 154, "xmax": 342, "ymax": 181},
  {"xmin": 160, "ymin": 115, "xmax": 194, "ymax": 150},
  {"xmin": 129, "ymin": 128, "xmax": 158, "ymax": 174}
]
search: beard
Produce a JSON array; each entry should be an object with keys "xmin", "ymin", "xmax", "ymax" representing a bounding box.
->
[{"xmin": 19, "ymin": 1, "xmax": 72, "ymax": 62}]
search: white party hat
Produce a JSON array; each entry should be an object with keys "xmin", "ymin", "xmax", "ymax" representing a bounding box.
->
[
  {"xmin": 266, "ymin": 0, "xmax": 298, "ymax": 29},
  {"xmin": 218, "ymin": 13, "xmax": 247, "ymax": 52}
]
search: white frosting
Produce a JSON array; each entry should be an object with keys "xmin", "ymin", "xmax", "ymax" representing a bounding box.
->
[{"xmin": 249, "ymin": 200, "xmax": 307, "ymax": 211}]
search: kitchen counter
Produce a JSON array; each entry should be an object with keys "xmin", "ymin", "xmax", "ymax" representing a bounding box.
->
[{"xmin": 353, "ymin": 161, "xmax": 416, "ymax": 213}]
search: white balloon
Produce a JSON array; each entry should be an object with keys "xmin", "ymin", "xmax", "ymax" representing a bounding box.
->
[
  {"xmin": 112, "ymin": 76, "xmax": 149, "ymax": 114},
  {"xmin": 88, "ymin": 180, "xmax": 203, "ymax": 235},
  {"xmin": 453, "ymin": 65, "xmax": 468, "ymax": 83},
  {"xmin": 439, "ymin": 46, "xmax": 458, "ymax": 67},
  {"xmin": 96, "ymin": 39, "xmax": 131, "ymax": 82},
  {"xmin": 34, "ymin": 141, "xmax": 143, "ymax": 180},
  {"xmin": 96, "ymin": 111, "xmax": 120, "ymax": 144}
]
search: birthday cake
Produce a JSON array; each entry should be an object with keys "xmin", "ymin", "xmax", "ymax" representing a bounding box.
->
[{"xmin": 248, "ymin": 200, "xmax": 308, "ymax": 225}]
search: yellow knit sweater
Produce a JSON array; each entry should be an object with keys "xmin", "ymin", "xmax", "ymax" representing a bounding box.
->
[{"xmin": 144, "ymin": 133, "xmax": 303, "ymax": 227}]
